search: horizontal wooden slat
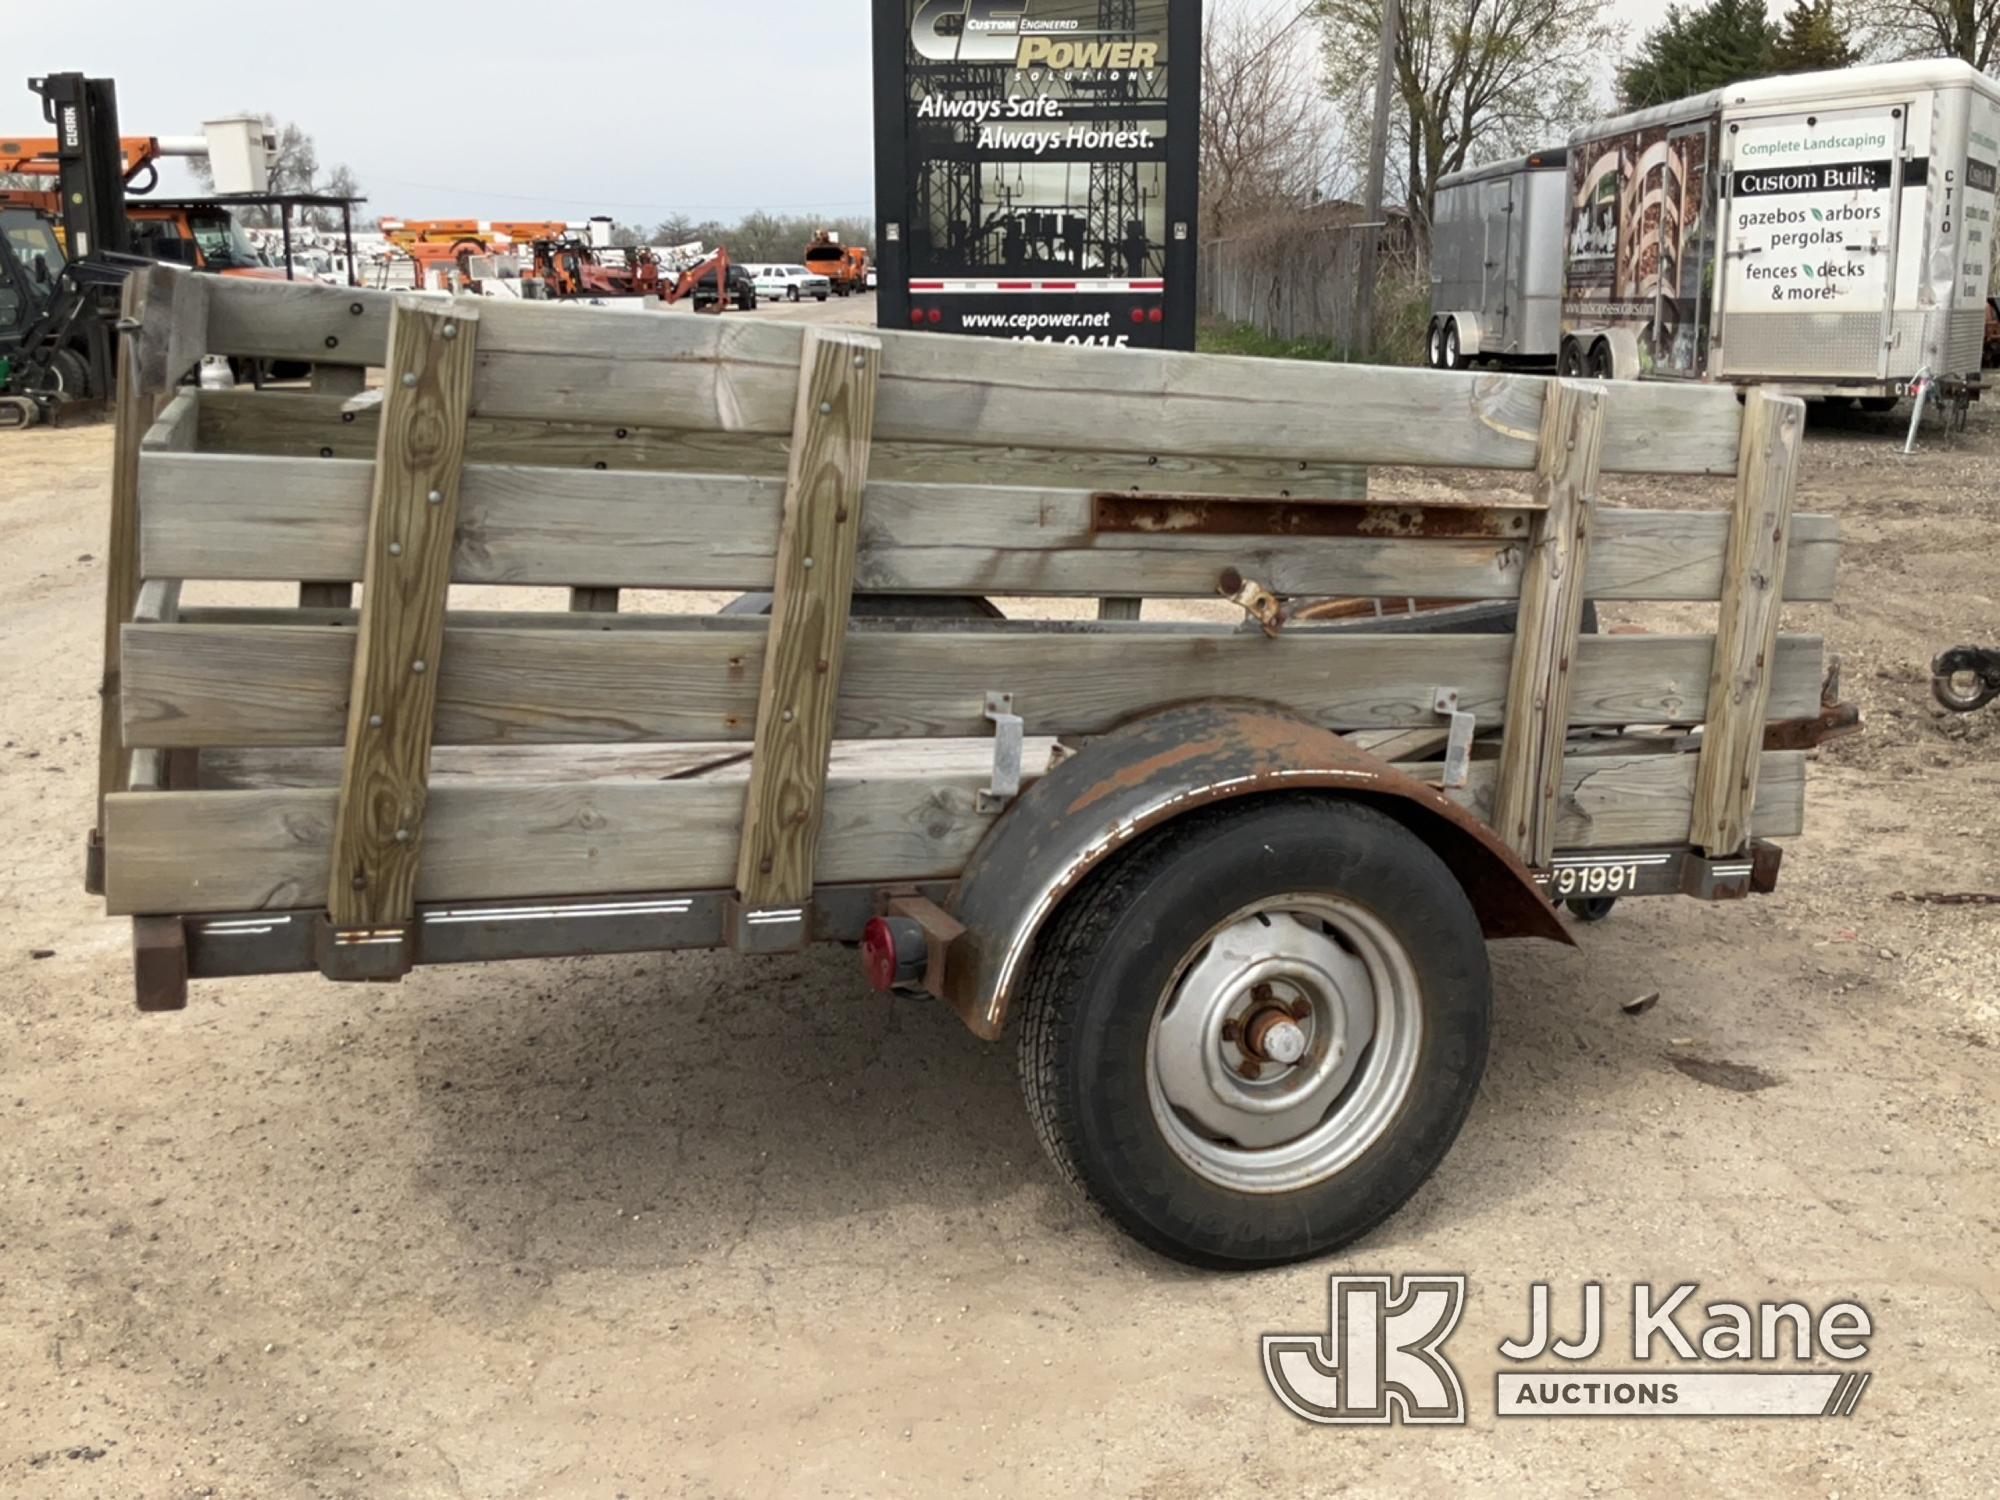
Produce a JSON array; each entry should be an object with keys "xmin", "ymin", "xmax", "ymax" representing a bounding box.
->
[
  {"xmin": 101, "ymin": 749, "xmax": 1808, "ymax": 914},
  {"xmin": 141, "ymin": 389, "xmax": 199, "ymax": 453},
  {"xmin": 139, "ymin": 451, "xmax": 1839, "ymax": 601},
  {"xmin": 199, "ymin": 279, "xmax": 1743, "ymax": 474},
  {"xmin": 123, "ymin": 619, "xmax": 1824, "ymax": 748},
  {"xmin": 193, "ymin": 389, "xmax": 1370, "ymax": 502},
  {"xmin": 205, "ymin": 277, "xmax": 399, "ymax": 365}
]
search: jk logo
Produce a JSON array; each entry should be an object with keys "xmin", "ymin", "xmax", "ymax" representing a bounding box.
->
[{"xmin": 1262, "ymin": 1275, "xmax": 1468, "ymax": 1425}]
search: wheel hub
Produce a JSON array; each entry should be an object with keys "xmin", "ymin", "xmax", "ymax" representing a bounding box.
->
[{"xmin": 1146, "ymin": 897, "xmax": 1423, "ymax": 1193}]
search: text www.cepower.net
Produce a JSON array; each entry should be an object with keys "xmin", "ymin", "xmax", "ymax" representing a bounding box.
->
[{"xmin": 961, "ymin": 310, "xmax": 1131, "ymax": 345}]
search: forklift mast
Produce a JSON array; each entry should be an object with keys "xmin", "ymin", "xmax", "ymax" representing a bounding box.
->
[
  {"xmin": 31, "ymin": 73, "xmax": 130, "ymax": 261},
  {"xmin": 0, "ymin": 74, "xmax": 130, "ymax": 426}
]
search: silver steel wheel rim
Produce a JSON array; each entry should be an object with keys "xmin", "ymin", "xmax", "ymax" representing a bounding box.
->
[
  {"xmin": 1443, "ymin": 326, "xmax": 1460, "ymax": 367},
  {"xmin": 1145, "ymin": 894, "xmax": 1422, "ymax": 1195},
  {"xmin": 1428, "ymin": 322, "xmax": 1443, "ymax": 365}
]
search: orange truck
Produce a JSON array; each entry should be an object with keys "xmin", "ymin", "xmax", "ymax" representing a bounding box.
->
[{"xmin": 803, "ymin": 230, "xmax": 868, "ymax": 296}]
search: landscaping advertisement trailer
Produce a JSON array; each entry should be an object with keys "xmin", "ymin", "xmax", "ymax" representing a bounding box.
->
[{"xmin": 1558, "ymin": 59, "xmax": 2000, "ymax": 395}]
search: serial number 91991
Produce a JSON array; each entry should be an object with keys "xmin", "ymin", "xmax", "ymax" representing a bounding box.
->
[{"xmin": 1551, "ymin": 862, "xmax": 1640, "ymax": 897}]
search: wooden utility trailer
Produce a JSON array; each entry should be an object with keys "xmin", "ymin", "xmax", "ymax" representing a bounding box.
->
[{"xmin": 87, "ymin": 266, "xmax": 1839, "ymax": 1266}]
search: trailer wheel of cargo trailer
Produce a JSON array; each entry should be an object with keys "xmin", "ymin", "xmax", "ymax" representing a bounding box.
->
[
  {"xmin": 1015, "ymin": 795, "xmax": 1491, "ymax": 1269},
  {"xmin": 1437, "ymin": 319, "xmax": 1462, "ymax": 370}
]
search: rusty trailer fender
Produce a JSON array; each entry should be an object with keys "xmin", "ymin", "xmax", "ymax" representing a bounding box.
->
[{"xmin": 940, "ymin": 700, "xmax": 1571, "ymax": 1041}]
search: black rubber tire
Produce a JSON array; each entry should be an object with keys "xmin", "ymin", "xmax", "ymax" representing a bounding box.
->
[
  {"xmin": 1441, "ymin": 319, "xmax": 1461, "ymax": 370},
  {"xmin": 33, "ymin": 347, "xmax": 90, "ymax": 398},
  {"xmin": 1016, "ymin": 795, "xmax": 1492, "ymax": 1269},
  {"xmin": 1558, "ymin": 339, "xmax": 1583, "ymax": 378},
  {"xmin": 1586, "ymin": 340, "xmax": 1613, "ymax": 380},
  {"xmin": 787, "ymin": 286, "xmax": 800, "ymax": 302},
  {"xmin": 1566, "ymin": 895, "xmax": 1617, "ymax": 923}
]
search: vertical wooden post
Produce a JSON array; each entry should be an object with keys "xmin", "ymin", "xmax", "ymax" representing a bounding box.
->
[
  {"xmin": 1096, "ymin": 596, "xmax": 1142, "ymax": 621},
  {"xmin": 91, "ymin": 266, "xmax": 206, "ymax": 894},
  {"xmin": 302, "ymin": 361, "xmax": 367, "ymax": 608},
  {"xmin": 569, "ymin": 586, "xmax": 621, "ymax": 613},
  {"xmin": 1690, "ymin": 388, "xmax": 1805, "ymax": 857},
  {"xmin": 730, "ymin": 328, "xmax": 881, "ymax": 947},
  {"xmin": 319, "ymin": 298, "xmax": 480, "ymax": 976},
  {"xmin": 1491, "ymin": 379, "xmax": 1605, "ymax": 867}
]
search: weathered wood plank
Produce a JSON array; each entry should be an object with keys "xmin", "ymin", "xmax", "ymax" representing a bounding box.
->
[
  {"xmin": 200, "ymin": 277, "xmax": 1745, "ymax": 473},
  {"xmin": 140, "ymin": 389, "xmax": 200, "ymax": 453},
  {"xmin": 1492, "ymin": 380, "xmax": 1604, "ymax": 864},
  {"xmin": 101, "ymin": 750, "xmax": 1809, "ymax": 915},
  {"xmin": 324, "ymin": 299, "xmax": 480, "ymax": 930},
  {"xmin": 122, "ymin": 622, "xmax": 1825, "ymax": 749},
  {"xmin": 130, "ymin": 265, "xmax": 209, "ymax": 395},
  {"xmin": 736, "ymin": 328, "xmax": 880, "ymax": 908},
  {"xmin": 204, "ymin": 276, "xmax": 400, "ymax": 366},
  {"xmin": 137, "ymin": 451, "xmax": 1841, "ymax": 602},
  {"xmin": 193, "ymin": 388, "xmax": 1371, "ymax": 501},
  {"xmin": 95, "ymin": 271, "xmax": 180, "ymax": 876},
  {"xmin": 1691, "ymin": 389, "xmax": 1806, "ymax": 856}
]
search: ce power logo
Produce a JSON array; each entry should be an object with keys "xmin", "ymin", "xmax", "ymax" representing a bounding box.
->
[{"xmin": 1262, "ymin": 1275, "xmax": 1468, "ymax": 1425}]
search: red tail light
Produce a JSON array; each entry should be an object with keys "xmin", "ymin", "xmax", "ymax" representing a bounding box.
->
[
  {"xmin": 927, "ymin": 308, "xmax": 942, "ymax": 325},
  {"xmin": 909, "ymin": 307, "xmax": 925, "ymax": 325},
  {"xmin": 1129, "ymin": 307, "xmax": 1145, "ymax": 324},
  {"xmin": 1148, "ymin": 306, "xmax": 1164, "ymax": 324}
]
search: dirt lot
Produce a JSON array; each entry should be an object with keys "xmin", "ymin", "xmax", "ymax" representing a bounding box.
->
[{"xmin": 3, "ymin": 382, "xmax": 1998, "ymax": 1497}]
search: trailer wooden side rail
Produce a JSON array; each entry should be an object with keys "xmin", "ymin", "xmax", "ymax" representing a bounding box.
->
[{"xmin": 85, "ymin": 266, "xmax": 1843, "ymax": 1266}]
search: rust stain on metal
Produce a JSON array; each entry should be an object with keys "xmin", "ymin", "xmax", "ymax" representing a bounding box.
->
[
  {"xmin": 1064, "ymin": 735, "xmax": 1217, "ymax": 817},
  {"xmin": 1091, "ymin": 492, "xmax": 1528, "ymax": 541}
]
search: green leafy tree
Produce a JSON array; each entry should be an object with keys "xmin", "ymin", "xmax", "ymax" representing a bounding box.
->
[
  {"xmin": 1317, "ymin": 0, "xmax": 1621, "ymax": 234},
  {"xmin": 1618, "ymin": 0, "xmax": 1777, "ymax": 109},
  {"xmin": 1771, "ymin": 0, "xmax": 1857, "ymax": 69}
]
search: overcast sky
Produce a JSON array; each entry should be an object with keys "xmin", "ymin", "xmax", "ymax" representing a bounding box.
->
[{"xmin": 56, "ymin": 0, "xmax": 1683, "ymax": 223}]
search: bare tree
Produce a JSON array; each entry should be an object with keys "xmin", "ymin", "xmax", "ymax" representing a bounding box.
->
[
  {"xmin": 1202, "ymin": 6, "xmax": 1341, "ymax": 237},
  {"xmin": 1317, "ymin": 0, "xmax": 1620, "ymax": 235},
  {"xmin": 1847, "ymin": 0, "xmax": 2000, "ymax": 69},
  {"xmin": 188, "ymin": 114, "xmax": 362, "ymax": 229}
]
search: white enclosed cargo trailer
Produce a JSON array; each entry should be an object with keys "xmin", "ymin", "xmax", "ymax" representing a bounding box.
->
[
  {"xmin": 1430, "ymin": 60, "xmax": 2000, "ymax": 402},
  {"xmin": 1426, "ymin": 150, "xmax": 1568, "ymax": 368}
]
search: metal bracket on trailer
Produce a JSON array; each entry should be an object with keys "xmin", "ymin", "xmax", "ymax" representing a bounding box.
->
[
  {"xmin": 1431, "ymin": 686, "xmax": 1474, "ymax": 789},
  {"xmin": 978, "ymin": 690, "xmax": 1024, "ymax": 813}
]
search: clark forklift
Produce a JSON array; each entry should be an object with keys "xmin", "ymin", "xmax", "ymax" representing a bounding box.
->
[{"xmin": 0, "ymin": 73, "xmax": 131, "ymax": 428}]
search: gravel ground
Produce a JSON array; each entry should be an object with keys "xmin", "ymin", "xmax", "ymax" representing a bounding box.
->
[{"xmin": 2, "ymin": 384, "xmax": 1997, "ymax": 1497}]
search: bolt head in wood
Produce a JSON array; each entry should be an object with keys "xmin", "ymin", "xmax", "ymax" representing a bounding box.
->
[
  {"xmin": 394, "ymin": 829, "xmax": 410, "ymax": 843},
  {"xmin": 401, "ymin": 372, "xmax": 418, "ymax": 387},
  {"xmin": 442, "ymin": 323, "xmax": 458, "ymax": 338},
  {"xmin": 801, "ymin": 556, "xmax": 814, "ymax": 569},
  {"xmin": 368, "ymin": 714, "xmax": 383, "ymax": 728},
  {"xmin": 412, "ymin": 659, "xmax": 427, "ymax": 674},
  {"xmin": 781, "ymin": 708, "xmax": 795, "ymax": 722},
  {"xmin": 818, "ymin": 401, "xmax": 831, "ymax": 414},
  {"xmin": 427, "ymin": 489, "xmax": 443, "ymax": 504},
  {"xmin": 387, "ymin": 542, "xmax": 402, "ymax": 556}
]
